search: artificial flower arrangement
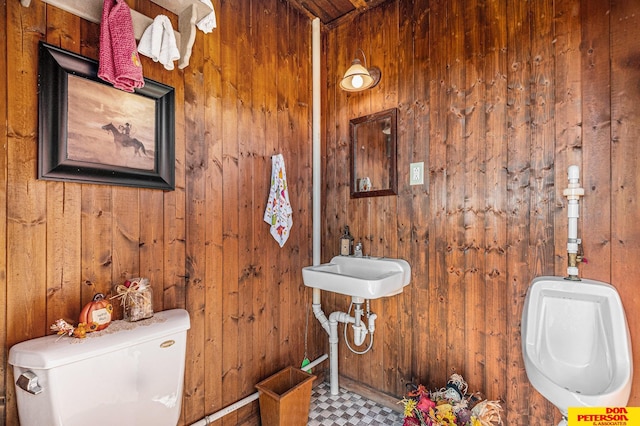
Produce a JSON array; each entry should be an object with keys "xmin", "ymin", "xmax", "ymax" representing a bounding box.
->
[{"xmin": 400, "ymin": 374, "xmax": 503, "ymax": 426}]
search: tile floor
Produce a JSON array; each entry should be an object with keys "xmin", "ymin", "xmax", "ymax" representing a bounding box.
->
[{"xmin": 308, "ymin": 381, "xmax": 404, "ymax": 425}]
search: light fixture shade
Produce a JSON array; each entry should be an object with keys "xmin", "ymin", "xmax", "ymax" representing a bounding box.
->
[{"xmin": 340, "ymin": 59, "xmax": 375, "ymax": 92}]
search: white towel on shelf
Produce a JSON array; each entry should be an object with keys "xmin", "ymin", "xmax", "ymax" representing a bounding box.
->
[
  {"xmin": 264, "ymin": 154, "xmax": 293, "ymax": 248},
  {"xmin": 137, "ymin": 15, "xmax": 180, "ymax": 70},
  {"xmin": 196, "ymin": 0, "xmax": 217, "ymax": 33}
]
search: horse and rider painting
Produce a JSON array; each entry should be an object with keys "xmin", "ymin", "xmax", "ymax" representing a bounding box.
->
[{"xmin": 66, "ymin": 74, "xmax": 155, "ymax": 171}]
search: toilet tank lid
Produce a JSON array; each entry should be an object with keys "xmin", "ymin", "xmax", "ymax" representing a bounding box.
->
[{"xmin": 8, "ymin": 309, "xmax": 190, "ymax": 370}]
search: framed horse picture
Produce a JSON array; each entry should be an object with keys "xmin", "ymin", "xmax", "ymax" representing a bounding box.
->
[{"xmin": 38, "ymin": 42, "xmax": 175, "ymax": 190}]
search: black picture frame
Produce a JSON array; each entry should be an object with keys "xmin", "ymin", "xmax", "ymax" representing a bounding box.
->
[{"xmin": 38, "ymin": 42, "xmax": 175, "ymax": 190}]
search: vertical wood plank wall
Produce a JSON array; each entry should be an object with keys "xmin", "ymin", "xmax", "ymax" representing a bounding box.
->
[
  {"xmin": 1, "ymin": 1, "xmax": 640, "ymax": 426},
  {"xmin": 1, "ymin": 1, "xmax": 316, "ymax": 425},
  {"xmin": 324, "ymin": 0, "xmax": 640, "ymax": 425}
]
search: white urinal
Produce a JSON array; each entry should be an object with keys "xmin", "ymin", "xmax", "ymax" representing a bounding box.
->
[{"xmin": 521, "ymin": 276, "xmax": 633, "ymax": 425}]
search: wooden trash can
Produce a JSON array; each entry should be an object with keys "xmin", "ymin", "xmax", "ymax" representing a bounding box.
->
[{"xmin": 255, "ymin": 366, "xmax": 316, "ymax": 426}]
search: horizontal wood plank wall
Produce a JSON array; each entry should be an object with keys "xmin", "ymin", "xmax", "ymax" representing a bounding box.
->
[
  {"xmin": 1, "ymin": 1, "xmax": 315, "ymax": 425},
  {"xmin": 323, "ymin": 0, "xmax": 640, "ymax": 424}
]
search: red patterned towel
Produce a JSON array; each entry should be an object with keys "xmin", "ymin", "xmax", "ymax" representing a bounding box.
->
[{"xmin": 98, "ymin": 0, "xmax": 144, "ymax": 92}]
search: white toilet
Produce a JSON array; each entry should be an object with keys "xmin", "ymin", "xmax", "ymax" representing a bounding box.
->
[
  {"xmin": 9, "ymin": 309, "xmax": 190, "ymax": 426},
  {"xmin": 521, "ymin": 276, "xmax": 633, "ymax": 424}
]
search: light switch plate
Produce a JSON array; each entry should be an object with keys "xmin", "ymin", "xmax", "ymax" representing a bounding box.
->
[{"xmin": 410, "ymin": 162, "xmax": 424, "ymax": 185}]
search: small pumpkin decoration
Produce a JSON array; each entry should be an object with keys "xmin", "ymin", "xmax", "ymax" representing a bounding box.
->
[{"xmin": 79, "ymin": 293, "xmax": 113, "ymax": 331}]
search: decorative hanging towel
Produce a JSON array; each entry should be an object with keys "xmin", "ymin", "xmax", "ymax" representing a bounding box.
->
[
  {"xmin": 196, "ymin": 0, "xmax": 218, "ymax": 33},
  {"xmin": 98, "ymin": 0, "xmax": 144, "ymax": 93},
  {"xmin": 138, "ymin": 15, "xmax": 180, "ymax": 71},
  {"xmin": 264, "ymin": 154, "xmax": 293, "ymax": 248}
]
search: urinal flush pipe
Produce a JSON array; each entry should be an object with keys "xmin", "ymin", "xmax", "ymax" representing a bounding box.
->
[{"xmin": 562, "ymin": 165, "xmax": 585, "ymax": 280}]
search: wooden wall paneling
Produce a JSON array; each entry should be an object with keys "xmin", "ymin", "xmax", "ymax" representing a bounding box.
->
[
  {"xmin": 262, "ymin": 0, "xmax": 284, "ymax": 390},
  {"xmin": 361, "ymin": 1, "xmax": 381, "ymax": 388},
  {"xmin": 410, "ymin": 0, "xmax": 432, "ymax": 300},
  {"xmin": 288, "ymin": 2, "xmax": 311, "ymax": 377},
  {"xmin": 610, "ymin": 0, "xmax": 640, "ymax": 405},
  {"xmin": 288, "ymin": 5, "xmax": 305, "ymax": 373},
  {"xmin": 463, "ymin": 0, "xmax": 486, "ymax": 393},
  {"xmin": 135, "ymin": 1, "xmax": 170, "ymax": 316},
  {"xmin": 321, "ymin": 0, "xmax": 640, "ymax": 421},
  {"xmin": 320, "ymin": 29, "xmax": 340, "ymax": 262},
  {"xmin": 378, "ymin": 0, "xmax": 399, "ymax": 394},
  {"xmin": 131, "ymin": 4, "xmax": 191, "ymax": 422},
  {"xmin": 203, "ymin": 0, "xmax": 224, "ymax": 421},
  {"xmin": 6, "ymin": 0, "xmax": 47, "ymax": 340},
  {"xmin": 136, "ymin": 0, "xmax": 169, "ymax": 315},
  {"xmin": 346, "ymin": 10, "xmax": 367, "ymax": 288},
  {"xmin": 314, "ymin": 21, "xmax": 329, "ymax": 367},
  {"xmin": 505, "ymin": 0, "xmax": 535, "ymax": 423},
  {"xmin": 6, "ymin": 2, "xmax": 47, "ymax": 424},
  {"xmin": 367, "ymin": 4, "xmax": 388, "ymax": 392},
  {"xmin": 276, "ymin": 0, "xmax": 293, "ymax": 372},
  {"xmin": 111, "ymin": 187, "xmax": 141, "ymax": 289},
  {"xmin": 345, "ymin": 12, "xmax": 367, "ymax": 352},
  {"xmin": 553, "ymin": 0, "xmax": 583, "ymax": 279},
  {"xmin": 443, "ymin": 0, "xmax": 466, "ymax": 382},
  {"xmin": 236, "ymin": 1, "xmax": 256, "ymax": 421},
  {"xmin": 183, "ymin": 5, "xmax": 207, "ymax": 421},
  {"xmin": 580, "ymin": 0, "xmax": 611, "ymax": 283},
  {"xmin": 44, "ymin": 6, "xmax": 83, "ymax": 335},
  {"xmin": 248, "ymin": 0, "xmax": 268, "ymax": 408},
  {"xmin": 9, "ymin": 1, "xmax": 640, "ymax": 424},
  {"xmin": 100, "ymin": 192, "xmax": 123, "ymax": 312},
  {"xmin": 162, "ymin": 69, "xmax": 189, "ymax": 425},
  {"xmin": 138, "ymin": 185, "xmax": 165, "ymax": 309},
  {"xmin": 483, "ymin": 0, "xmax": 508, "ymax": 403},
  {"xmin": 323, "ymin": 29, "xmax": 338, "ymax": 258},
  {"xmin": 80, "ymin": 180, "xmax": 115, "ymax": 313},
  {"xmin": 407, "ymin": 0, "xmax": 430, "ymax": 389},
  {"xmin": 528, "ymin": 1, "xmax": 558, "ymax": 421},
  {"xmin": 426, "ymin": 0, "xmax": 449, "ymax": 389},
  {"xmin": 529, "ymin": 0, "xmax": 555, "ymax": 277},
  {"xmin": 0, "ymin": 0, "xmax": 8, "ymax": 421},
  {"xmin": 294, "ymin": 10, "xmax": 313, "ymax": 373},
  {"xmin": 220, "ymin": 1, "xmax": 240, "ymax": 424},
  {"xmin": 77, "ymin": 16, "xmax": 117, "ymax": 354},
  {"xmin": 1, "ymin": 1, "xmax": 317, "ymax": 424},
  {"xmin": 162, "ymin": 104, "xmax": 186, "ymax": 316},
  {"xmin": 132, "ymin": 0, "xmax": 187, "ymax": 319},
  {"xmin": 338, "ymin": 21, "xmax": 358, "ymax": 385},
  {"xmin": 395, "ymin": 0, "xmax": 416, "ymax": 395}
]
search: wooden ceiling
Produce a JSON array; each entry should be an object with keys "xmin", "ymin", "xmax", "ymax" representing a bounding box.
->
[{"xmin": 287, "ymin": 0, "xmax": 391, "ymax": 25}]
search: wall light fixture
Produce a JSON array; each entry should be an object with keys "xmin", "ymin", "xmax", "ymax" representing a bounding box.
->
[{"xmin": 339, "ymin": 49, "xmax": 381, "ymax": 92}]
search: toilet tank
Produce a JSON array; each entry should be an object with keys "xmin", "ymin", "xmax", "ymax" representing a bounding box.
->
[{"xmin": 9, "ymin": 309, "xmax": 190, "ymax": 426}]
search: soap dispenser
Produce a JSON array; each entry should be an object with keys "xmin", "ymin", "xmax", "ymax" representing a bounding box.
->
[{"xmin": 340, "ymin": 226, "xmax": 354, "ymax": 256}]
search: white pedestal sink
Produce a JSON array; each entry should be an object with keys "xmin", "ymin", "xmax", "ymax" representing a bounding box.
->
[{"xmin": 302, "ymin": 255, "xmax": 411, "ymax": 300}]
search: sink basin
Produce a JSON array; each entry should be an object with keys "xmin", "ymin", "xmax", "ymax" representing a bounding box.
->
[{"xmin": 302, "ymin": 256, "xmax": 411, "ymax": 299}]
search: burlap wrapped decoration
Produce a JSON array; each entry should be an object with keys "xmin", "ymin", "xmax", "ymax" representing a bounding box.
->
[{"xmin": 112, "ymin": 277, "xmax": 154, "ymax": 322}]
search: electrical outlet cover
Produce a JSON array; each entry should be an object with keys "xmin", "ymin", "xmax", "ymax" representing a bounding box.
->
[{"xmin": 410, "ymin": 162, "xmax": 424, "ymax": 185}]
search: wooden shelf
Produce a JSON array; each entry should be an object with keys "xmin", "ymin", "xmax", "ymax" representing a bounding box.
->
[{"xmin": 19, "ymin": 0, "xmax": 213, "ymax": 69}]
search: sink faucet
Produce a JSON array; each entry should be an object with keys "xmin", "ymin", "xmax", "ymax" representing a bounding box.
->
[{"xmin": 354, "ymin": 242, "xmax": 363, "ymax": 257}]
